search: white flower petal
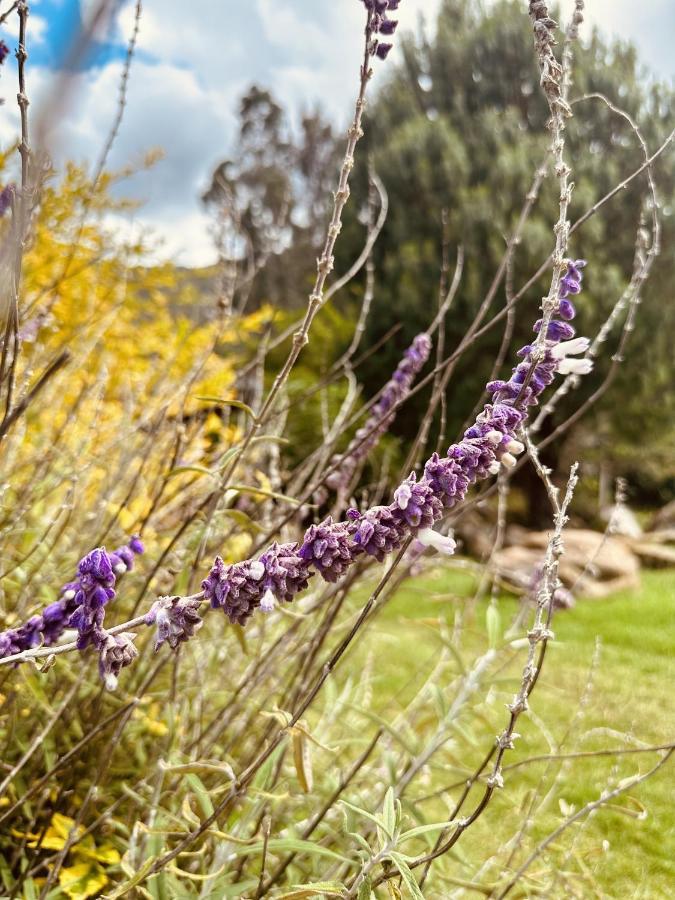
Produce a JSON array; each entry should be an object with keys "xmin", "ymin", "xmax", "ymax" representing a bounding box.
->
[
  {"xmin": 551, "ymin": 337, "xmax": 591, "ymax": 359},
  {"xmin": 417, "ymin": 527, "xmax": 457, "ymax": 556},
  {"xmin": 260, "ymin": 588, "xmax": 276, "ymax": 612},
  {"xmin": 505, "ymin": 439, "xmax": 524, "ymax": 455},
  {"xmin": 249, "ymin": 561, "xmax": 265, "ymax": 581},
  {"xmin": 557, "ymin": 357, "xmax": 593, "ymax": 375}
]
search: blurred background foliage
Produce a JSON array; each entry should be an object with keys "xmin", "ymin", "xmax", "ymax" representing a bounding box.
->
[{"xmin": 202, "ymin": 0, "xmax": 674, "ymax": 514}]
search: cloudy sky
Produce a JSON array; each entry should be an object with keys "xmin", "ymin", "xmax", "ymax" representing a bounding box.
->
[{"xmin": 1, "ymin": 0, "xmax": 673, "ymax": 266}]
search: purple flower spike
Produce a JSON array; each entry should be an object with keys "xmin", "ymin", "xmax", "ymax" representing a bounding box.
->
[
  {"xmin": 558, "ymin": 298, "xmax": 576, "ymax": 320},
  {"xmin": 145, "ymin": 595, "xmax": 203, "ymax": 651},
  {"xmin": 323, "ymin": 333, "xmax": 431, "ymax": 501},
  {"xmin": 0, "ymin": 41, "xmax": 9, "ymax": 65},
  {"xmin": 361, "ymin": 0, "xmax": 402, "ymax": 61},
  {"xmin": 0, "ymin": 535, "xmax": 145, "ymax": 676},
  {"xmin": 259, "ymin": 542, "xmax": 312, "ymax": 603}
]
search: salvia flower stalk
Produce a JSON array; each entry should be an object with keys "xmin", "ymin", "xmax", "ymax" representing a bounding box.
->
[
  {"xmin": 0, "ymin": 262, "xmax": 591, "ymax": 685},
  {"xmin": 360, "ymin": 0, "xmax": 403, "ymax": 60},
  {"xmin": 199, "ymin": 261, "xmax": 590, "ymax": 628},
  {"xmin": 0, "ymin": 537, "xmax": 144, "ymax": 663},
  {"xmin": 322, "ymin": 332, "xmax": 432, "ymax": 501}
]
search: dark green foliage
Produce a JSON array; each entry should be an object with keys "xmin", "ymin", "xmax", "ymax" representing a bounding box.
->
[{"xmin": 336, "ymin": 0, "xmax": 675, "ymax": 503}]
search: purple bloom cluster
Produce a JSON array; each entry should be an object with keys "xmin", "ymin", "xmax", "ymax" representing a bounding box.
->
[
  {"xmin": 200, "ymin": 261, "xmax": 590, "ymax": 629},
  {"xmin": 0, "ymin": 537, "xmax": 144, "ymax": 660},
  {"xmin": 360, "ymin": 0, "xmax": 402, "ymax": 60},
  {"xmin": 324, "ymin": 333, "xmax": 431, "ymax": 498},
  {"xmin": 0, "ymin": 40, "xmax": 9, "ymax": 65},
  {"xmin": 202, "ymin": 543, "xmax": 311, "ymax": 625},
  {"xmin": 3, "ymin": 260, "xmax": 593, "ymax": 685},
  {"xmin": 145, "ymin": 595, "xmax": 203, "ymax": 652}
]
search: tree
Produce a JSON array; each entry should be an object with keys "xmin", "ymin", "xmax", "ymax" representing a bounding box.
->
[
  {"xmin": 202, "ymin": 86, "xmax": 341, "ymax": 313},
  {"xmin": 334, "ymin": 0, "xmax": 675, "ymax": 509}
]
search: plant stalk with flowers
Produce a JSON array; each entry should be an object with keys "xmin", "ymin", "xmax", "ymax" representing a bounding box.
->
[
  {"xmin": 0, "ymin": 259, "xmax": 592, "ymax": 676},
  {"xmin": 1, "ymin": 1, "xmax": 672, "ymax": 897}
]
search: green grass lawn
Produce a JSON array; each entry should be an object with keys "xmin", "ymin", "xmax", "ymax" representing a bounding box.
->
[{"xmin": 345, "ymin": 565, "xmax": 675, "ymax": 898}]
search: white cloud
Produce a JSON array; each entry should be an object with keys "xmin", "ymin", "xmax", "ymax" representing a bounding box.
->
[
  {"xmin": 0, "ymin": 12, "xmax": 47, "ymax": 43},
  {"xmin": 1, "ymin": 0, "xmax": 672, "ymax": 268}
]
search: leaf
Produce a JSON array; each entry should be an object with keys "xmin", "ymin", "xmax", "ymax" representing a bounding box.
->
[
  {"xmin": 341, "ymin": 800, "xmax": 392, "ymax": 839},
  {"xmin": 216, "ymin": 446, "xmax": 244, "ymax": 470},
  {"xmin": 194, "ymin": 396, "xmax": 257, "ymax": 419},
  {"xmin": 167, "ymin": 464, "xmax": 215, "ymax": 479},
  {"xmin": 292, "ymin": 729, "xmax": 313, "ymax": 793},
  {"xmin": 185, "ymin": 773, "xmax": 214, "ymax": 819},
  {"xmin": 58, "ymin": 862, "xmax": 108, "ymax": 900},
  {"xmin": 383, "ymin": 787, "xmax": 396, "ymax": 838},
  {"xmin": 387, "ymin": 852, "xmax": 426, "ymax": 900},
  {"xmin": 231, "ymin": 622, "xmax": 248, "ymax": 654},
  {"xmin": 220, "ymin": 508, "xmax": 264, "ymax": 534},
  {"xmin": 104, "ymin": 856, "xmax": 159, "ymax": 899},
  {"xmin": 278, "ymin": 882, "xmax": 346, "ymax": 899},
  {"xmin": 231, "ymin": 838, "xmax": 355, "ymax": 866},
  {"xmin": 180, "ymin": 795, "xmax": 201, "ymax": 828},
  {"xmin": 398, "ymin": 821, "xmax": 456, "ymax": 844},
  {"xmin": 250, "ymin": 434, "xmax": 290, "ymax": 447},
  {"xmin": 229, "ymin": 484, "xmax": 301, "ymax": 507},
  {"xmin": 486, "ymin": 604, "xmax": 501, "ymax": 649},
  {"xmin": 357, "ymin": 875, "xmax": 374, "ymax": 900},
  {"xmin": 160, "ymin": 760, "xmax": 236, "ymax": 780},
  {"xmin": 25, "ymin": 812, "xmax": 83, "ymax": 850},
  {"xmin": 348, "ymin": 831, "xmax": 373, "ymax": 855}
]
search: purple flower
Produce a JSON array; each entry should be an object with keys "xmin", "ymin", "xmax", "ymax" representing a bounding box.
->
[
  {"xmin": 96, "ymin": 631, "xmax": 138, "ymax": 691},
  {"xmin": 299, "ymin": 518, "xmax": 356, "ymax": 582},
  {"xmin": 351, "ymin": 505, "xmax": 407, "ymax": 561},
  {"xmin": 145, "ymin": 595, "xmax": 203, "ymax": 651},
  {"xmin": 533, "ymin": 319, "xmax": 576, "ymax": 342},
  {"xmin": 0, "ymin": 184, "xmax": 14, "ymax": 217},
  {"xmin": 0, "ymin": 41, "xmax": 9, "ymax": 65},
  {"xmin": 360, "ymin": 0, "xmax": 402, "ymax": 61},
  {"xmin": 0, "ymin": 536, "xmax": 145, "ymax": 666},
  {"xmin": 259, "ymin": 542, "xmax": 312, "ymax": 606},
  {"xmin": 375, "ymin": 42, "xmax": 393, "ymax": 60}
]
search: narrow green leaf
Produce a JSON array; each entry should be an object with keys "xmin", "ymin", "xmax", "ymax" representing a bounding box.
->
[
  {"xmin": 104, "ymin": 857, "xmax": 159, "ymax": 899},
  {"xmin": 398, "ymin": 821, "xmax": 456, "ymax": 843},
  {"xmin": 185, "ymin": 773, "xmax": 215, "ymax": 819},
  {"xmin": 229, "ymin": 484, "xmax": 301, "ymax": 507},
  {"xmin": 486, "ymin": 603, "xmax": 501, "ymax": 649},
  {"xmin": 387, "ymin": 852, "xmax": 426, "ymax": 900},
  {"xmin": 250, "ymin": 435, "xmax": 290, "ymax": 446},
  {"xmin": 341, "ymin": 799, "xmax": 392, "ymax": 839},
  {"xmin": 216, "ymin": 446, "xmax": 243, "ymax": 470},
  {"xmin": 278, "ymin": 881, "xmax": 346, "ymax": 898},
  {"xmin": 220, "ymin": 508, "xmax": 264, "ymax": 533},
  {"xmin": 167, "ymin": 464, "xmax": 214, "ymax": 479},
  {"xmin": 230, "ymin": 838, "xmax": 355, "ymax": 865},
  {"xmin": 357, "ymin": 875, "xmax": 373, "ymax": 900},
  {"xmin": 383, "ymin": 787, "xmax": 396, "ymax": 837},
  {"xmin": 194, "ymin": 396, "xmax": 257, "ymax": 419}
]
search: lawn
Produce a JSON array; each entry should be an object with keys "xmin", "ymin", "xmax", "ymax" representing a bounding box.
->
[{"xmin": 343, "ymin": 565, "xmax": 675, "ymax": 898}]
